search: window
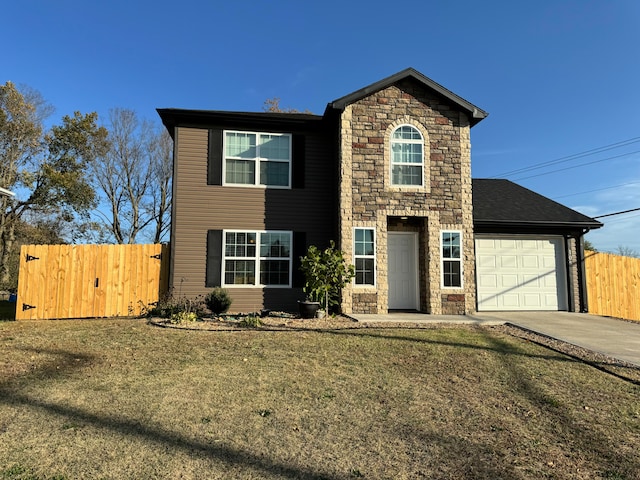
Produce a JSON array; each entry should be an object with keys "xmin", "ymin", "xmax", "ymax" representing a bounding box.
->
[
  {"xmin": 354, "ymin": 228, "xmax": 375, "ymax": 285},
  {"xmin": 390, "ymin": 125, "xmax": 423, "ymax": 186},
  {"xmin": 441, "ymin": 231, "xmax": 462, "ymax": 288},
  {"xmin": 224, "ymin": 131, "xmax": 291, "ymax": 187},
  {"xmin": 223, "ymin": 230, "xmax": 292, "ymax": 286}
]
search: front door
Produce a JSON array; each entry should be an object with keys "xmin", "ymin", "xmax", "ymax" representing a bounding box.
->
[{"xmin": 388, "ymin": 232, "xmax": 418, "ymax": 310}]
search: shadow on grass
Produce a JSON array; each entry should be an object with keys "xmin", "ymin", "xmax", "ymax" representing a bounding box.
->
[
  {"xmin": 308, "ymin": 326, "xmax": 640, "ymax": 384},
  {"xmin": 3, "ymin": 326, "xmax": 639, "ymax": 479},
  {"xmin": 0, "ymin": 347, "xmax": 340, "ymax": 480},
  {"xmin": 483, "ymin": 329, "xmax": 640, "ymax": 477}
]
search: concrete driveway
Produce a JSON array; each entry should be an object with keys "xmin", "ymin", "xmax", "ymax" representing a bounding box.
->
[{"xmin": 350, "ymin": 311, "xmax": 640, "ymax": 366}]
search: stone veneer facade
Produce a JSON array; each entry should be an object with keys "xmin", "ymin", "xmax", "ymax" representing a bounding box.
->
[{"xmin": 339, "ymin": 79, "xmax": 476, "ymax": 315}]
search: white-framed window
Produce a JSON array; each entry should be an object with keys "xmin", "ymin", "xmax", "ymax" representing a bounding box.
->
[
  {"xmin": 441, "ymin": 231, "xmax": 462, "ymax": 288},
  {"xmin": 390, "ymin": 125, "xmax": 424, "ymax": 186},
  {"xmin": 223, "ymin": 230, "xmax": 292, "ymax": 287},
  {"xmin": 354, "ymin": 227, "xmax": 375, "ymax": 285},
  {"xmin": 223, "ymin": 131, "xmax": 291, "ymax": 188}
]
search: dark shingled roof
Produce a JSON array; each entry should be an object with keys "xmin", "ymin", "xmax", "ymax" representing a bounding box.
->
[{"xmin": 472, "ymin": 179, "xmax": 602, "ymax": 230}]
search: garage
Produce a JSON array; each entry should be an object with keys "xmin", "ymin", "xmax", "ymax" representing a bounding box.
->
[{"xmin": 475, "ymin": 235, "xmax": 567, "ymax": 311}]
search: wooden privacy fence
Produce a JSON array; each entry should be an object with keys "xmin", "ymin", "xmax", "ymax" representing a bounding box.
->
[
  {"xmin": 584, "ymin": 250, "xmax": 640, "ymax": 322},
  {"xmin": 16, "ymin": 243, "xmax": 169, "ymax": 320}
]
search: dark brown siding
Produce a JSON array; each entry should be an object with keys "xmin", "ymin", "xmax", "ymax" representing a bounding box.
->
[{"xmin": 171, "ymin": 125, "xmax": 336, "ymax": 313}]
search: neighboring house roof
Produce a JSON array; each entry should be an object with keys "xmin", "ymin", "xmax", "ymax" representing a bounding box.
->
[
  {"xmin": 328, "ymin": 67, "xmax": 489, "ymax": 126},
  {"xmin": 472, "ymin": 179, "xmax": 603, "ymax": 230}
]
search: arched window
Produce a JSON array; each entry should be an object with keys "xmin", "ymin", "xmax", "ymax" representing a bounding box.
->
[{"xmin": 390, "ymin": 125, "xmax": 424, "ymax": 186}]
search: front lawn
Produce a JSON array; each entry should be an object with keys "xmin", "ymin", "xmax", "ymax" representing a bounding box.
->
[{"xmin": 0, "ymin": 319, "xmax": 638, "ymax": 479}]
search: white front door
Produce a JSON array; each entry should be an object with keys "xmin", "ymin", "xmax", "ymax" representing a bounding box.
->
[{"xmin": 388, "ymin": 232, "xmax": 418, "ymax": 310}]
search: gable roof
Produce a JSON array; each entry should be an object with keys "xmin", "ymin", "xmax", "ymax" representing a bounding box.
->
[
  {"xmin": 328, "ymin": 67, "xmax": 488, "ymax": 126},
  {"xmin": 472, "ymin": 179, "xmax": 603, "ymax": 230}
]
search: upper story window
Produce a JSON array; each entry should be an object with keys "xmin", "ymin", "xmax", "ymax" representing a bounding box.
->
[
  {"xmin": 224, "ymin": 131, "xmax": 291, "ymax": 188},
  {"xmin": 390, "ymin": 125, "xmax": 424, "ymax": 186}
]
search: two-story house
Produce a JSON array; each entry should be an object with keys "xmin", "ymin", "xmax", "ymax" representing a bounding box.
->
[{"xmin": 158, "ymin": 68, "xmax": 601, "ymax": 315}]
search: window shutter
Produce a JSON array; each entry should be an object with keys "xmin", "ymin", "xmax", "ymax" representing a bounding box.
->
[
  {"xmin": 208, "ymin": 129, "xmax": 223, "ymax": 185},
  {"xmin": 292, "ymin": 134, "xmax": 305, "ymax": 189},
  {"xmin": 206, "ymin": 230, "xmax": 223, "ymax": 287},
  {"xmin": 292, "ymin": 231, "xmax": 307, "ymax": 288}
]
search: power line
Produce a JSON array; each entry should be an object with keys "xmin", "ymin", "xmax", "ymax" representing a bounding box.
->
[
  {"xmin": 554, "ymin": 181, "xmax": 640, "ymax": 200},
  {"xmin": 600, "ymin": 212, "xmax": 640, "ymax": 225},
  {"xmin": 489, "ymin": 135, "xmax": 640, "ymax": 179},
  {"xmin": 511, "ymin": 149, "xmax": 640, "ymax": 181},
  {"xmin": 593, "ymin": 207, "xmax": 640, "ymax": 219}
]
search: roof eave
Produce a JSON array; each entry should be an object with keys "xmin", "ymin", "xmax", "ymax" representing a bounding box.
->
[
  {"xmin": 328, "ymin": 67, "xmax": 488, "ymax": 126},
  {"xmin": 474, "ymin": 219, "xmax": 604, "ymax": 230},
  {"xmin": 156, "ymin": 108, "xmax": 324, "ymax": 137}
]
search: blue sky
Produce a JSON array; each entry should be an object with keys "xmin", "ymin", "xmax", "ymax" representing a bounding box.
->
[{"xmin": 5, "ymin": 1, "xmax": 640, "ymax": 252}]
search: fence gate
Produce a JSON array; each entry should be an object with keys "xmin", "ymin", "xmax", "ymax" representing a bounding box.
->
[{"xmin": 16, "ymin": 244, "xmax": 169, "ymax": 320}]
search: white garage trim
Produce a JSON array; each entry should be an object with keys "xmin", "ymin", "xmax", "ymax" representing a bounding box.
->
[{"xmin": 475, "ymin": 235, "xmax": 568, "ymax": 311}]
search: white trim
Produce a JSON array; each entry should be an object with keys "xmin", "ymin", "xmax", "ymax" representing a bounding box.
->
[
  {"xmin": 222, "ymin": 130, "xmax": 292, "ymax": 189},
  {"xmin": 389, "ymin": 124, "xmax": 424, "ymax": 187},
  {"xmin": 222, "ymin": 229, "xmax": 293, "ymax": 288},
  {"xmin": 353, "ymin": 226, "xmax": 376, "ymax": 287},
  {"xmin": 0, "ymin": 187, "xmax": 15, "ymax": 197},
  {"xmin": 441, "ymin": 230, "xmax": 463, "ymax": 289}
]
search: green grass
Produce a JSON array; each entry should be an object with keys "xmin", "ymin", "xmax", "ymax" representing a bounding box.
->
[
  {"xmin": 0, "ymin": 301, "xmax": 15, "ymax": 321},
  {"xmin": 0, "ymin": 319, "xmax": 639, "ymax": 479}
]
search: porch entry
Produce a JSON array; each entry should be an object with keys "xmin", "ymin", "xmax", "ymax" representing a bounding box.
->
[{"xmin": 388, "ymin": 232, "xmax": 419, "ymax": 309}]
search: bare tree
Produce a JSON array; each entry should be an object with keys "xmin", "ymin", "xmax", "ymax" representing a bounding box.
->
[
  {"xmin": 146, "ymin": 129, "xmax": 172, "ymax": 243},
  {"xmin": 615, "ymin": 245, "xmax": 640, "ymax": 258},
  {"xmin": 263, "ymin": 97, "xmax": 312, "ymax": 113},
  {"xmin": 91, "ymin": 108, "xmax": 156, "ymax": 244},
  {"xmin": 90, "ymin": 109, "xmax": 172, "ymax": 244}
]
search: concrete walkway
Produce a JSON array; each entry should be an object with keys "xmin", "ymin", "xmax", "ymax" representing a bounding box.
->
[{"xmin": 350, "ymin": 311, "xmax": 640, "ymax": 366}]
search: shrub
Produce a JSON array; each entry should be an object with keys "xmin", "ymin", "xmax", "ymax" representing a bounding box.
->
[
  {"xmin": 205, "ymin": 288, "xmax": 232, "ymax": 315},
  {"xmin": 300, "ymin": 241, "xmax": 355, "ymax": 313},
  {"xmin": 238, "ymin": 314, "xmax": 261, "ymax": 328},
  {"xmin": 146, "ymin": 293, "xmax": 207, "ymax": 319},
  {"xmin": 169, "ymin": 311, "xmax": 198, "ymax": 324}
]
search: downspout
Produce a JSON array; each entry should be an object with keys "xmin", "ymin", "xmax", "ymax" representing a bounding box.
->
[
  {"xmin": 564, "ymin": 235, "xmax": 575, "ymax": 312},
  {"xmin": 578, "ymin": 230, "xmax": 590, "ymax": 313}
]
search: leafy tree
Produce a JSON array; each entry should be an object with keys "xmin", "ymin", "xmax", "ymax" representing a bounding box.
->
[
  {"xmin": 583, "ymin": 239, "xmax": 597, "ymax": 252},
  {"xmin": 0, "ymin": 81, "xmax": 108, "ymax": 288},
  {"xmin": 90, "ymin": 109, "xmax": 172, "ymax": 244},
  {"xmin": 299, "ymin": 241, "xmax": 355, "ymax": 313}
]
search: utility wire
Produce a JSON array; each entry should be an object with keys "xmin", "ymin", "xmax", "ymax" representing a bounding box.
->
[
  {"xmin": 601, "ymin": 212, "xmax": 640, "ymax": 225},
  {"xmin": 593, "ymin": 207, "xmax": 640, "ymax": 219},
  {"xmin": 554, "ymin": 181, "xmax": 640, "ymax": 199},
  {"xmin": 489, "ymin": 135, "xmax": 640, "ymax": 178},
  {"xmin": 511, "ymin": 150, "xmax": 640, "ymax": 181}
]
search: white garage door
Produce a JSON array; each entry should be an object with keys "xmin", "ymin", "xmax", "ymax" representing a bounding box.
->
[{"xmin": 475, "ymin": 235, "xmax": 567, "ymax": 311}]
